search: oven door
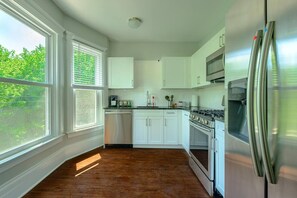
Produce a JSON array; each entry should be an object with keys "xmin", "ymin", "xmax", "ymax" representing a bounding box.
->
[{"xmin": 189, "ymin": 121, "xmax": 215, "ymax": 180}]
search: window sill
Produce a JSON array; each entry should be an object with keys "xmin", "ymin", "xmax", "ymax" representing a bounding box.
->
[
  {"xmin": 67, "ymin": 125, "xmax": 103, "ymax": 138},
  {"xmin": 0, "ymin": 135, "xmax": 65, "ymax": 174}
]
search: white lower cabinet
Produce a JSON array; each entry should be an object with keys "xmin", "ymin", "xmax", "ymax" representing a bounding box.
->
[
  {"xmin": 147, "ymin": 116, "xmax": 164, "ymax": 144},
  {"xmin": 133, "ymin": 110, "xmax": 180, "ymax": 148},
  {"xmin": 163, "ymin": 110, "xmax": 178, "ymax": 145},
  {"xmin": 133, "ymin": 116, "xmax": 148, "ymax": 144},
  {"xmin": 182, "ymin": 110, "xmax": 190, "ymax": 154},
  {"xmin": 215, "ymin": 120, "xmax": 225, "ymax": 196}
]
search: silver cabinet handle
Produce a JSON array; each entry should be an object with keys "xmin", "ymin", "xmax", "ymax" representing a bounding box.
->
[
  {"xmin": 219, "ymin": 35, "xmax": 222, "ymax": 47},
  {"xmin": 257, "ymin": 21, "xmax": 276, "ymax": 184},
  {"xmin": 214, "ymin": 138, "xmax": 218, "ymax": 153},
  {"xmin": 146, "ymin": 118, "xmax": 148, "ymax": 126},
  {"xmin": 149, "ymin": 119, "xmax": 151, "ymax": 126},
  {"xmin": 222, "ymin": 33, "xmax": 225, "ymax": 46},
  {"xmin": 247, "ymin": 29, "xmax": 263, "ymax": 177},
  {"xmin": 164, "ymin": 118, "xmax": 167, "ymax": 126},
  {"xmin": 222, "ymin": 53, "xmax": 225, "ymax": 69}
]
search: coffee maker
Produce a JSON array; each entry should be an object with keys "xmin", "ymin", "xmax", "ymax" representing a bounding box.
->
[{"xmin": 109, "ymin": 95, "xmax": 118, "ymax": 107}]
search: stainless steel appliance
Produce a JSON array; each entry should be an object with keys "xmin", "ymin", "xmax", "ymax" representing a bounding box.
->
[
  {"xmin": 104, "ymin": 109, "xmax": 132, "ymax": 147},
  {"xmin": 225, "ymin": 0, "xmax": 297, "ymax": 197},
  {"xmin": 206, "ymin": 47, "xmax": 225, "ymax": 82},
  {"xmin": 189, "ymin": 109, "xmax": 224, "ymax": 196}
]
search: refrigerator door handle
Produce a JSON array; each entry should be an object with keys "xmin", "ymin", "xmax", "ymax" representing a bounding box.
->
[
  {"xmin": 247, "ymin": 29, "xmax": 263, "ymax": 177},
  {"xmin": 257, "ymin": 21, "xmax": 276, "ymax": 184}
]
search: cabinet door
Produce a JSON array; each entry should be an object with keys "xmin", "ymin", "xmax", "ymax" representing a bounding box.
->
[
  {"xmin": 182, "ymin": 111, "xmax": 190, "ymax": 153},
  {"xmin": 148, "ymin": 116, "xmax": 164, "ymax": 144},
  {"xmin": 190, "ymin": 28, "xmax": 225, "ymax": 88},
  {"xmin": 205, "ymin": 28, "xmax": 225, "ymax": 56},
  {"xmin": 108, "ymin": 57, "xmax": 134, "ymax": 89},
  {"xmin": 162, "ymin": 57, "xmax": 190, "ymax": 88},
  {"xmin": 215, "ymin": 121, "xmax": 225, "ymax": 196},
  {"xmin": 191, "ymin": 50, "xmax": 209, "ymax": 88},
  {"xmin": 133, "ymin": 116, "xmax": 148, "ymax": 144},
  {"xmin": 164, "ymin": 116, "xmax": 178, "ymax": 145}
]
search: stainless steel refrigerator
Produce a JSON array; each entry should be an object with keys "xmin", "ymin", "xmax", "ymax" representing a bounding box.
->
[{"xmin": 225, "ymin": 0, "xmax": 297, "ymax": 197}]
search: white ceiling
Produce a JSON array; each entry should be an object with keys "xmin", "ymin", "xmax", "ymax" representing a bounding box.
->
[{"xmin": 52, "ymin": 0, "xmax": 235, "ymax": 42}]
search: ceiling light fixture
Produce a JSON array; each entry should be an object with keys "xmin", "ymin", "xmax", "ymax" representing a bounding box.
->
[{"xmin": 128, "ymin": 17, "xmax": 142, "ymax": 29}]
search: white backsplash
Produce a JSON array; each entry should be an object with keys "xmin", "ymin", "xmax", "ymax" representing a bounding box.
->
[{"xmin": 108, "ymin": 60, "xmax": 225, "ymax": 109}]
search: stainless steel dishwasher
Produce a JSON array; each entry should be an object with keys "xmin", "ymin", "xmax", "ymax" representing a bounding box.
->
[{"xmin": 104, "ymin": 109, "xmax": 132, "ymax": 147}]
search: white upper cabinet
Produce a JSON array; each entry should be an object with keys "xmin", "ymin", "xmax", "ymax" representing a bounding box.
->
[
  {"xmin": 108, "ymin": 57, "xmax": 134, "ymax": 89},
  {"xmin": 205, "ymin": 28, "xmax": 225, "ymax": 55},
  {"xmin": 191, "ymin": 28, "xmax": 225, "ymax": 88},
  {"xmin": 191, "ymin": 47, "xmax": 210, "ymax": 88},
  {"xmin": 161, "ymin": 57, "xmax": 191, "ymax": 89}
]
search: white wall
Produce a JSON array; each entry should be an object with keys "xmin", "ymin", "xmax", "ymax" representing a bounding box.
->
[
  {"xmin": 109, "ymin": 42, "xmax": 200, "ymax": 60},
  {"xmin": 64, "ymin": 16, "xmax": 109, "ymax": 50},
  {"xmin": 109, "ymin": 60, "xmax": 225, "ymax": 109}
]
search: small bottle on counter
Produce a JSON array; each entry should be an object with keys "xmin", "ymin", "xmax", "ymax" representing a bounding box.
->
[{"xmin": 152, "ymin": 96, "xmax": 155, "ymax": 107}]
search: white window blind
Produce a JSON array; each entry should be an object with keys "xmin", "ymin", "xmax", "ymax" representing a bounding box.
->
[{"xmin": 72, "ymin": 41, "xmax": 103, "ymax": 87}]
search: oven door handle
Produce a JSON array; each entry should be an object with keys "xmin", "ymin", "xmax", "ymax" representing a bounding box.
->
[{"xmin": 190, "ymin": 121, "xmax": 213, "ymax": 134}]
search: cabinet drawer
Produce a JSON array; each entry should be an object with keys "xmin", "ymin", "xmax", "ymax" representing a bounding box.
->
[
  {"xmin": 164, "ymin": 110, "xmax": 177, "ymax": 116},
  {"xmin": 133, "ymin": 110, "xmax": 163, "ymax": 117}
]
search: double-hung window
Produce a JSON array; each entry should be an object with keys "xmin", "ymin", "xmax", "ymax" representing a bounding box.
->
[
  {"xmin": 72, "ymin": 41, "xmax": 103, "ymax": 130},
  {"xmin": 0, "ymin": 3, "xmax": 55, "ymax": 158}
]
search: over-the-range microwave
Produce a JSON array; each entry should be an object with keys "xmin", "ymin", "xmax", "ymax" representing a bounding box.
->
[{"xmin": 206, "ymin": 46, "xmax": 225, "ymax": 82}]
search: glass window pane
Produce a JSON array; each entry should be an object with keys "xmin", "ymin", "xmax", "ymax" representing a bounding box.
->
[
  {"xmin": 73, "ymin": 42, "xmax": 103, "ymax": 86},
  {"xmin": 0, "ymin": 82, "xmax": 48, "ymax": 154},
  {"xmin": 0, "ymin": 9, "xmax": 46, "ymax": 82},
  {"xmin": 75, "ymin": 89, "xmax": 98, "ymax": 129}
]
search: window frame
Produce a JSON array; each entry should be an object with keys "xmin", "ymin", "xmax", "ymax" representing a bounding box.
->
[
  {"xmin": 70, "ymin": 39, "xmax": 104, "ymax": 132},
  {"xmin": 0, "ymin": 2, "xmax": 58, "ymax": 160}
]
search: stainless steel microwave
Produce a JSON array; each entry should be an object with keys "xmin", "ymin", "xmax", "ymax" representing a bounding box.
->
[{"xmin": 206, "ymin": 47, "xmax": 225, "ymax": 82}]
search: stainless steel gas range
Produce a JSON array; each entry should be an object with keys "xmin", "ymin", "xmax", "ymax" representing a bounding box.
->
[{"xmin": 188, "ymin": 109, "xmax": 224, "ymax": 196}]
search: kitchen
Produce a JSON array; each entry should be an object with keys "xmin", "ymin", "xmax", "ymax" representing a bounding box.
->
[{"xmin": 0, "ymin": 0, "xmax": 296, "ymax": 198}]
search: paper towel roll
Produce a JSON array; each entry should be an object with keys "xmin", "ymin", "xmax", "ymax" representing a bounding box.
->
[{"xmin": 191, "ymin": 95, "xmax": 199, "ymax": 107}]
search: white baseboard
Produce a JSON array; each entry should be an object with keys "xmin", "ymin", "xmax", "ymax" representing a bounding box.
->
[
  {"xmin": 0, "ymin": 132, "xmax": 103, "ymax": 198},
  {"xmin": 133, "ymin": 144, "xmax": 183, "ymax": 149}
]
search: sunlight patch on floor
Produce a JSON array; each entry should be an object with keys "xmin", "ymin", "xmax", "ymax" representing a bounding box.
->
[
  {"xmin": 75, "ymin": 163, "xmax": 99, "ymax": 177},
  {"xmin": 76, "ymin": 153, "xmax": 101, "ymax": 171}
]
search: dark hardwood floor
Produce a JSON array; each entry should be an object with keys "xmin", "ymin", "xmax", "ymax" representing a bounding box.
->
[{"xmin": 24, "ymin": 148, "xmax": 210, "ymax": 198}]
